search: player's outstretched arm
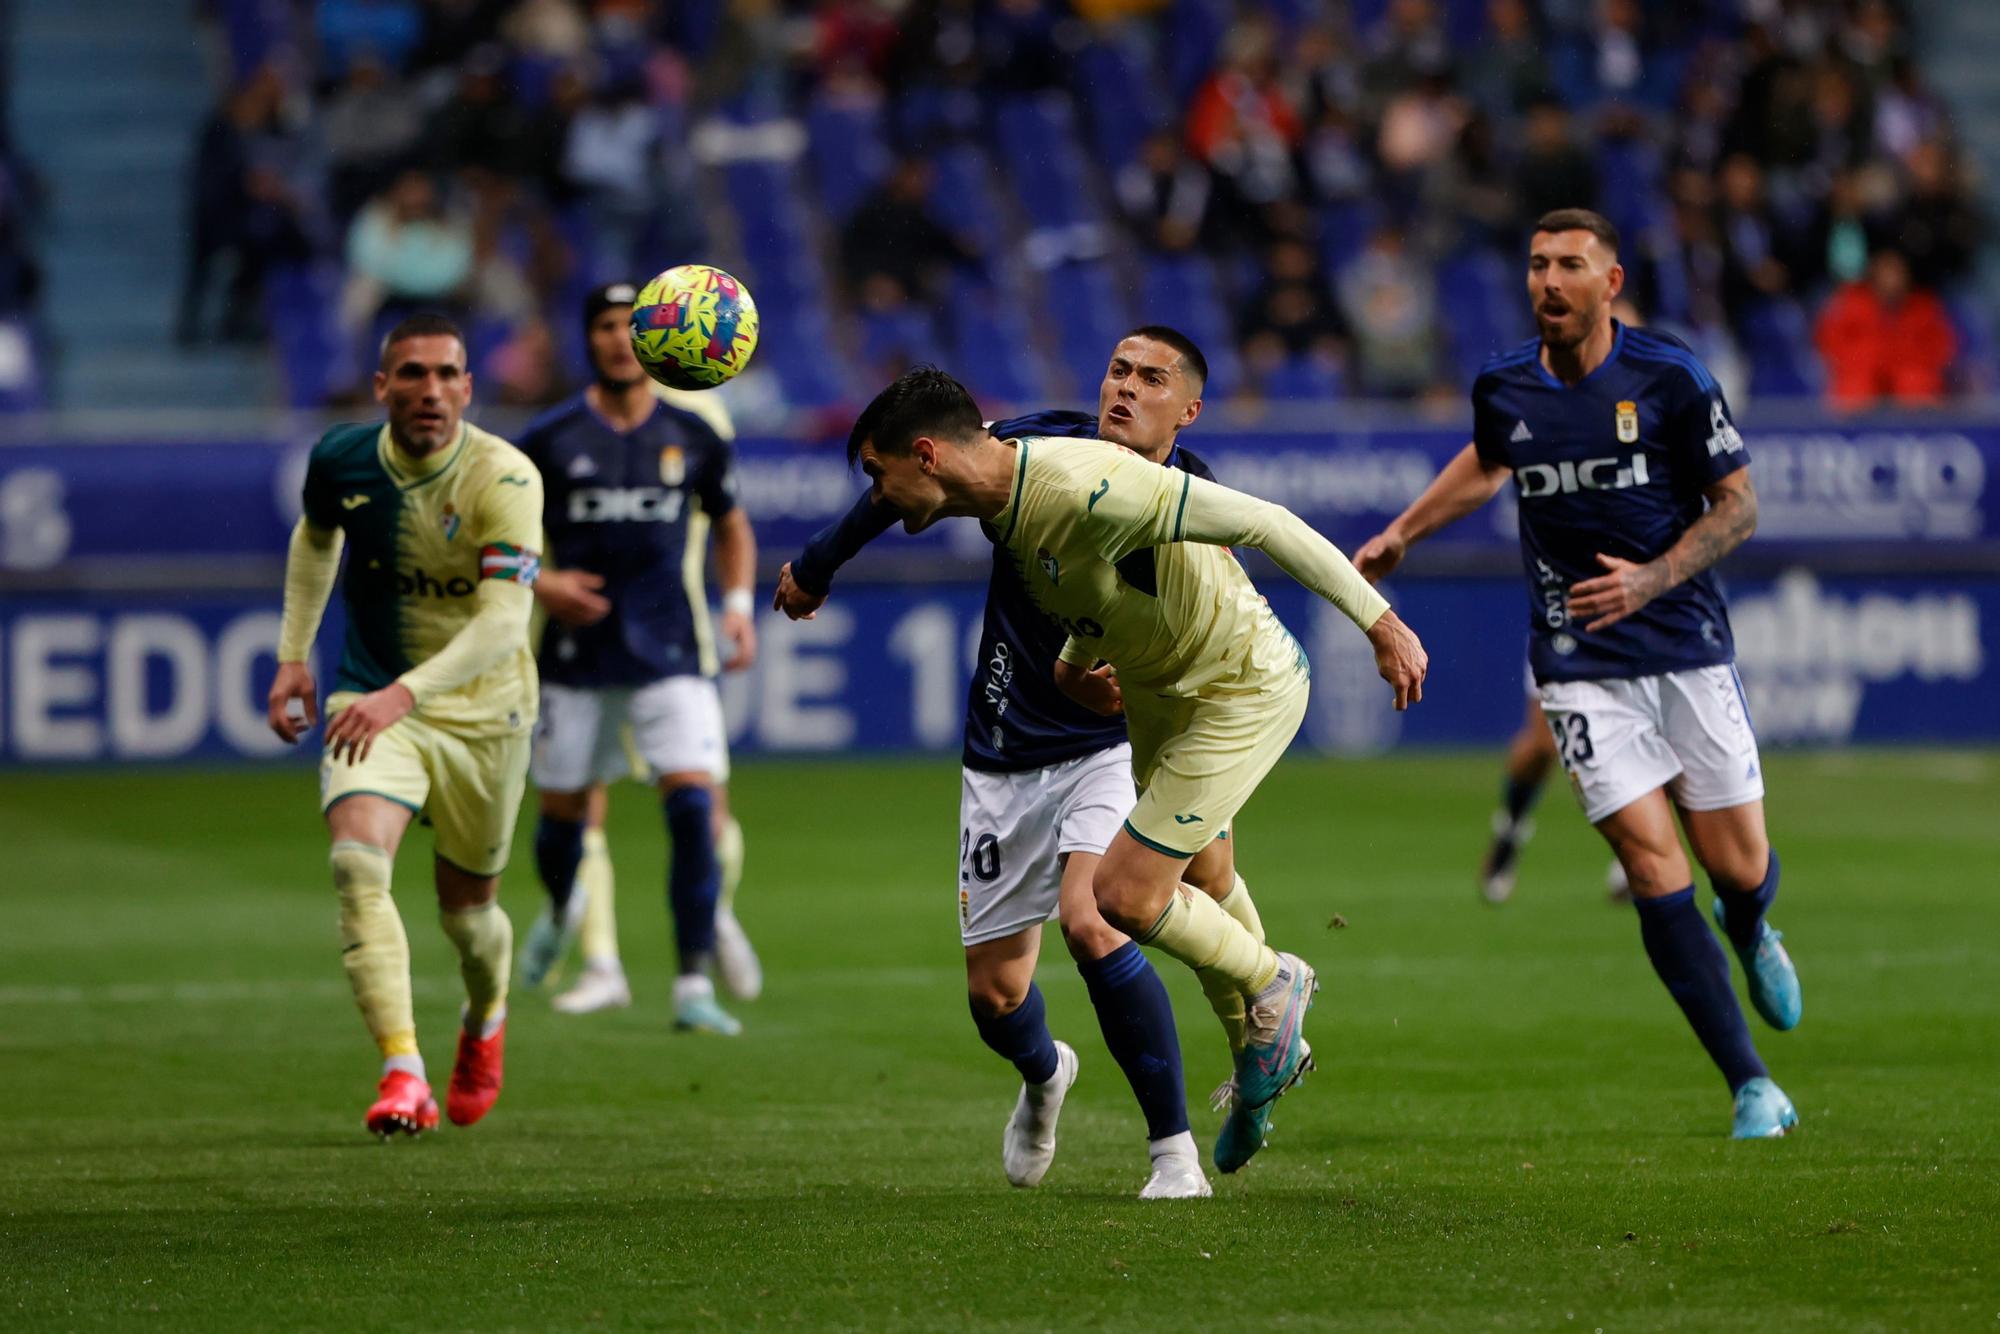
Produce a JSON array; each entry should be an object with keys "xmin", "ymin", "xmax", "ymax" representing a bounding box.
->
[
  {"xmin": 269, "ymin": 518, "xmax": 344, "ymax": 742},
  {"xmin": 1569, "ymin": 468, "xmax": 1758, "ymax": 631},
  {"xmin": 777, "ymin": 489, "xmax": 900, "ymax": 619},
  {"xmin": 713, "ymin": 507, "xmax": 758, "ymax": 670},
  {"xmin": 1354, "ymin": 443, "xmax": 1511, "ymax": 582},
  {"xmin": 1172, "ymin": 474, "xmax": 1430, "ymax": 709}
]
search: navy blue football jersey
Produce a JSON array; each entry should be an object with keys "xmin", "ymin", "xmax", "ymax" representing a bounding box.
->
[
  {"xmin": 1472, "ymin": 323, "xmax": 1749, "ymax": 683},
  {"xmin": 792, "ymin": 410, "xmax": 1216, "ymax": 773},
  {"xmin": 520, "ymin": 393, "xmax": 737, "ymax": 687}
]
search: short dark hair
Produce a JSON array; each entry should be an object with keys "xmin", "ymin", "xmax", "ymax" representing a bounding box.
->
[
  {"xmin": 845, "ymin": 366, "xmax": 985, "ymax": 467},
  {"xmin": 1532, "ymin": 208, "xmax": 1619, "ymax": 257},
  {"xmin": 379, "ymin": 312, "xmax": 467, "ymax": 369},
  {"xmin": 1122, "ymin": 324, "xmax": 1209, "ymax": 392}
]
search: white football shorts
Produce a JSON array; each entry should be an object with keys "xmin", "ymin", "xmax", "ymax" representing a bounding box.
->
[
  {"xmin": 532, "ymin": 677, "xmax": 730, "ymax": 791},
  {"xmin": 956, "ymin": 743, "xmax": 1135, "ymax": 947},
  {"xmin": 1537, "ymin": 663, "xmax": 1764, "ymax": 825}
]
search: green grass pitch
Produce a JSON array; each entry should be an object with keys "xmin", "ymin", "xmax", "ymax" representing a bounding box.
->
[{"xmin": 2, "ymin": 752, "xmax": 1996, "ymax": 1330}]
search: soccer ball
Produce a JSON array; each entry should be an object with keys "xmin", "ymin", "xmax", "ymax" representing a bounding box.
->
[{"xmin": 630, "ymin": 264, "xmax": 760, "ymax": 390}]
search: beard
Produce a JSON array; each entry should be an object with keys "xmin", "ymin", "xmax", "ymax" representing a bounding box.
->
[
  {"xmin": 594, "ymin": 367, "xmax": 647, "ymax": 391},
  {"xmin": 1537, "ymin": 303, "xmax": 1593, "ymax": 350}
]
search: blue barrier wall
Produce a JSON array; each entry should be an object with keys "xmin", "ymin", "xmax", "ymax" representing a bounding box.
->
[{"xmin": 2, "ymin": 418, "xmax": 1994, "ymax": 763}]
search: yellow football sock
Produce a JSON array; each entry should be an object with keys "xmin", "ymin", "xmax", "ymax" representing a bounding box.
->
[
  {"xmin": 1139, "ymin": 884, "xmax": 1280, "ymax": 998},
  {"xmin": 579, "ymin": 827, "xmax": 619, "ymax": 965},
  {"xmin": 330, "ymin": 840, "xmax": 417, "ymax": 1059},
  {"xmin": 440, "ymin": 902, "xmax": 513, "ymax": 1034},
  {"xmin": 1220, "ymin": 873, "xmax": 1265, "ymax": 942},
  {"xmin": 1197, "ymin": 875, "xmax": 1267, "ymax": 1053},
  {"xmin": 717, "ymin": 814, "xmax": 745, "ymax": 913}
]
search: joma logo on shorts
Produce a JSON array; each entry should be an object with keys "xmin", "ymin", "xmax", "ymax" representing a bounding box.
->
[
  {"xmin": 1516, "ymin": 453, "xmax": 1651, "ymax": 498},
  {"xmin": 396, "ymin": 568, "xmax": 475, "ymax": 597}
]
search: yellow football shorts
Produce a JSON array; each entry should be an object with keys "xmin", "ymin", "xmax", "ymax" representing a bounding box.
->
[
  {"xmin": 1121, "ymin": 675, "xmax": 1309, "ymax": 859},
  {"xmin": 320, "ymin": 693, "xmax": 531, "ymax": 878}
]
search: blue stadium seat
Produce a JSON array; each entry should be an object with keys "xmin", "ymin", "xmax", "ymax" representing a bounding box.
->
[
  {"xmin": 857, "ymin": 304, "xmax": 939, "ymax": 376},
  {"xmin": 928, "ymin": 143, "xmax": 1006, "ymax": 256},
  {"xmin": 1945, "ymin": 291, "xmax": 1995, "ymax": 393},
  {"xmin": 1164, "ymin": 0, "xmax": 1231, "ymax": 104},
  {"xmin": 1259, "ymin": 353, "xmax": 1345, "ymax": 402},
  {"xmin": 1071, "ymin": 37, "xmax": 1168, "ymax": 171},
  {"xmin": 265, "ymin": 261, "xmax": 353, "ymax": 408},
  {"xmin": 1740, "ymin": 298, "xmax": 1823, "ymax": 400},
  {"xmin": 806, "ymin": 93, "xmax": 892, "ymax": 222},
  {"xmin": 947, "ymin": 274, "xmax": 1049, "ymax": 407},
  {"xmin": 1138, "ymin": 254, "xmax": 1239, "ymax": 395},
  {"xmin": 1436, "ymin": 246, "xmax": 1526, "ymax": 385},
  {"xmin": 993, "ymin": 95, "xmax": 1097, "ymax": 232},
  {"xmin": 1046, "ymin": 261, "xmax": 1133, "ymax": 402}
]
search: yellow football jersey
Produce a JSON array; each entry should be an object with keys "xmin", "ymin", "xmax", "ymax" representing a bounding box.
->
[
  {"xmin": 991, "ymin": 438, "xmax": 1314, "ymax": 698},
  {"xmin": 301, "ymin": 420, "xmax": 543, "ymax": 735}
]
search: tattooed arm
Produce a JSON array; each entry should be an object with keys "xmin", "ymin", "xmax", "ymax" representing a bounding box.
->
[{"xmin": 1567, "ymin": 469, "xmax": 1758, "ymax": 632}]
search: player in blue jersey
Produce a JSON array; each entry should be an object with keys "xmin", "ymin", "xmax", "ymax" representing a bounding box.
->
[
  {"xmin": 515, "ymin": 284, "xmax": 760, "ymax": 1035},
  {"xmin": 1358, "ymin": 209, "xmax": 1803, "ymax": 1138},
  {"xmin": 773, "ymin": 328, "xmax": 1272, "ymax": 1196}
]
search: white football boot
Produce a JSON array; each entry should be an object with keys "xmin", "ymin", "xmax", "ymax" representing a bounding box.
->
[
  {"xmin": 1002, "ymin": 1041, "xmax": 1078, "ymax": 1187},
  {"xmin": 1139, "ymin": 1131, "xmax": 1212, "ymax": 1200},
  {"xmin": 551, "ymin": 962, "xmax": 632, "ymax": 1014}
]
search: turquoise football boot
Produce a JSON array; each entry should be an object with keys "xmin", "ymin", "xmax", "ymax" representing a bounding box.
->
[
  {"xmin": 1712, "ymin": 898, "xmax": 1802, "ymax": 1031},
  {"xmin": 1731, "ymin": 1076, "xmax": 1799, "ymax": 1138},
  {"xmin": 1234, "ymin": 954, "xmax": 1318, "ymax": 1110},
  {"xmin": 1212, "ymin": 1040, "xmax": 1311, "ymax": 1173}
]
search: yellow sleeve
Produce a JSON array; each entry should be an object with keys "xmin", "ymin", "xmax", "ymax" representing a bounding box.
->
[
  {"xmin": 1175, "ymin": 475, "xmax": 1390, "ymax": 631},
  {"xmin": 395, "ymin": 580, "xmax": 535, "ymax": 705},
  {"xmin": 1058, "ymin": 636, "xmax": 1096, "ymax": 669},
  {"xmin": 277, "ymin": 518, "xmax": 344, "ymax": 662},
  {"xmin": 1070, "ymin": 448, "xmax": 1191, "ymax": 561},
  {"xmin": 395, "ymin": 460, "xmax": 543, "ymax": 706}
]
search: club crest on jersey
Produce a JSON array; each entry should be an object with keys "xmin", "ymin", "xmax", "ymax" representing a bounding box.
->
[
  {"xmin": 1615, "ymin": 400, "xmax": 1639, "ymax": 444},
  {"xmin": 440, "ymin": 503, "xmax": 461, "ymax": 541},
  {"xmin": 1037, "ymin": 547, "xmax": 1060, "ymax": 585},
  {"xmin": 658, "ymin": 446, "xmax": 686, "ymax": 487}
]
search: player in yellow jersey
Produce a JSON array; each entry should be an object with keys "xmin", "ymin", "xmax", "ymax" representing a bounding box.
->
[
  {"xmin": 267, "ymin": 313, "xmax": 544, "ymax": 1138},
  {"xmin": 845, "ymin": 368, "xmax": 1429, "ymax": 1146}
]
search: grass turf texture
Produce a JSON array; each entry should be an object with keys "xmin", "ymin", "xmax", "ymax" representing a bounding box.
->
[{"xmin": 1, "ymin": 753, "xmax": 1996, "ymax": 1331}]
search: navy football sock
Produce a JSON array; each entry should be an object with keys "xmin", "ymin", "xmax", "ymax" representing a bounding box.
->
[
  {"xmin": 663, "ymin": 787, "xmax": 721, "ymax": 976},
  {"xmin": 1501, "ymin": 774, "xmax": 1543, "ymax": 827},
  {"xmin": 971, "ymin": 982, "xmax": 1061, "ymax": 1087},
  {"xmin": 1079, "ymin": 942, "xmax": 1190, "ymax": 1141},
  {"xmin": 1635, "ymin": 886, "xmax": 1767, "ymax": 1091},
  {"xmin": 533, "ymin": 815, "xmax": 586, "ymax": 914},
  {"xmin": 1713, "ymin": 849, "xmax": 1780, "ymax": 952}
]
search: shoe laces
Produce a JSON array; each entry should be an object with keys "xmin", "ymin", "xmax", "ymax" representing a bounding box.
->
[{"xmin": 1209, "ymin": 1075, "xmax": 1237, "ymax": 1113}]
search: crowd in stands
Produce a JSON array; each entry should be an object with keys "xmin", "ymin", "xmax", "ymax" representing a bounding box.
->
[{"xmin": 150, "ymin": 0, "xmax": 1997, "ymax": 418}]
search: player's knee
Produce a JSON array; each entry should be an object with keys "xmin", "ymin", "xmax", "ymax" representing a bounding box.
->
[
  {"xmin": 434, "ymin": 859, "xmax": 499, "ymax": 912},
  {"xmin": 539, "ymin": 788, "xmax": 589, "ymax": 822},
  {"xmin": 1058, "ymin": 907, "xmax": 1126, "ymax": 962},
  {"xmin": 966, "ymin": 978, "xmax": 1029, "ymax": 1020},
  {"xmin": 330, "ymin": 841, "xmax": 394, "ymax": 929}
]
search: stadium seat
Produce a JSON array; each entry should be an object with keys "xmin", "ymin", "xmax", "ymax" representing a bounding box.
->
[
  {"xmin": 1071, "ymin": 37, "xmax": 1168, "ymax": 171},
  {"xmin": 1740, "ymin": 298, "xmax": 1824, "ymax": 400},
  {"xmin": 806, "ymin": 92, "xmax": 892, "ymax": 222},
  {"xmin": 1259, "ymin": 352, "xmax": 1345, "ymax": 402},
  {"xmin": 948, "ymin": 274, "xmax": 1050, "ymax": 408},
  {"xmin": 1046, "ymin": 261, "xmax": 1133, "ymax": 402}
]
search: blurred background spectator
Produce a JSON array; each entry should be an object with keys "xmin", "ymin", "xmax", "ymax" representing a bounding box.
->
[
  {"xmin": 6, "ymin": 0, "xmax": 1988, "ymax": 418},
  {"xmin": 1814, "ymin": 246, "xmax": 1958, "ymax": 408}
]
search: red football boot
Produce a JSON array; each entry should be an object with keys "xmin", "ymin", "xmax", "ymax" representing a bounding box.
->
[
  {"xmin": 446, "ymin": 1021, "xmax": 505, "ymax": 1126},
  {"xmin": 365, "ymin": 1070, "xmax": 439, "ymax": 1139}
]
